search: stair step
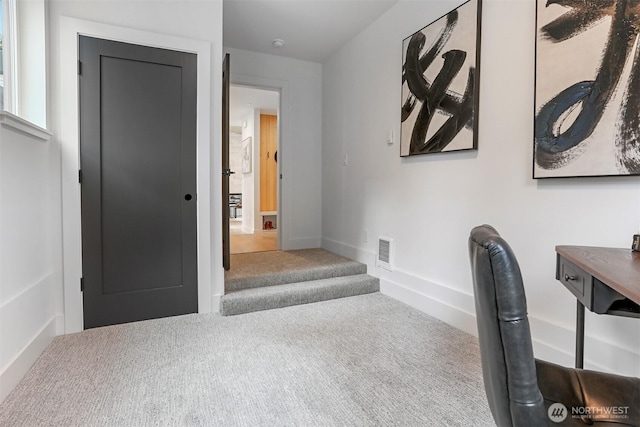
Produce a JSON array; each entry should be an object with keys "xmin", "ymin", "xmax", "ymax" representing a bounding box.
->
[
  {"xmin": 221, "ymin": 274, "xmax": 380, "ymax": 316},
  {"xmin": 225, "ymin": 258, "xmax": 367, "ymax": 292}
]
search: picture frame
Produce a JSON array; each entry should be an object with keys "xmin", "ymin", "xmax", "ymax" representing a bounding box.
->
[
  {"xmin": 400, "ymin": 0, "xmax": 482, "ymax": 157},
  {"xmin": 533, "ymin": 0, "xmax": 640, "ymax": 178},
  {"xmin": 241, "ymin": 137, "xmax": 252, "ymax": 173}
]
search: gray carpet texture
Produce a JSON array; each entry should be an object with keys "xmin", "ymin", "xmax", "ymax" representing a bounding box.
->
[
  {"xmin": 225, "ymin": 249, "xmax": 367, "ymax": 291},
  {"xmin": 221, "ymin": 274, "xmax": 380, "ymax": 316},
  {"xmin": 0, "ymin": 293, "xmax": 494, "ymax": 427}
]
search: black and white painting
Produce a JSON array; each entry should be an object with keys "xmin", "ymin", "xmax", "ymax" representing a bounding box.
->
[
  {"xmin": 534, "ymin": 0, "xmax": 640, "ymax": 178},
  {"xmin": 400, "ymin": 0, "xmax": 482, "ymax": 157},
  {"xmin": 242, "ymin": 137, "xmax": 252, "ymax": 173}
]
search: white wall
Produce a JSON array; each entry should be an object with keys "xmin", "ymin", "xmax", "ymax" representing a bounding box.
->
[
  {"xmin": 47, "ymin": 1, "xmax": 224, "ymax": 329},
  {"xmin": 241, "ymin": 110, "xmax": 258, "ymax": 233},
  {"xmin": 0, "ymin": 113, "xmax": 61, "ymax": 402},
  {"xmin": 1, "ymin": 0, "xmax": 223, "ymax": 402},
  {"xmin": 322, "ymin": 0, "xmax": 640, "ymax": 376},
  {"xmin": 225, "ymin": 47, "xmax": 323, "ymax": 250},
  {"xmin": 229, "ymin": 131, "xmax": 243, "ymax": 194}
]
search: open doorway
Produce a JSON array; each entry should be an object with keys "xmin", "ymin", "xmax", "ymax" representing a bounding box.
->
[{"xmin": 229, "ymin": 85, "xmax": 280, "ymax": 254}]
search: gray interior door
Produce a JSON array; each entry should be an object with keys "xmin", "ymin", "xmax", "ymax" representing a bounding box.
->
[
  {"xmin": 222, "ymin": 53, "xmax": 231, "ymax": 270},
  {"xmin": 79, "ymin": 36, "xmax": 198, "ymax": 329}
]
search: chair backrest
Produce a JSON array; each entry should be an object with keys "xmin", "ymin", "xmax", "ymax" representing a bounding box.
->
[{"xmin": 468, "ymin": 225, "xmax": 547, "ymax": 427}]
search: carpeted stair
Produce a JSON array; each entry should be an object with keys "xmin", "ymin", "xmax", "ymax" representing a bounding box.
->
[{"xmin": 221, "ymin": 249, "xmax": 379, "ymax": 316}]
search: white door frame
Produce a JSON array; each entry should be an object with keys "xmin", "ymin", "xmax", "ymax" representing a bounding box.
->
[
  {"xmin": 229, "ymin": 73, "xmax": 289, "ymax": 253},
  {"xmin": 229, "ymin": 82, "xmax": 281, "ymax": 248},
  {"xmin": 59, "ymin": 17, "xmax": 213, "ymax": 333}
]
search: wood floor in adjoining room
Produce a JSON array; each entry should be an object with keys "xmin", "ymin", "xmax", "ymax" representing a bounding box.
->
[{"xmin": 230, "ymin": 220, "xmax": 277, "ymax": 254}]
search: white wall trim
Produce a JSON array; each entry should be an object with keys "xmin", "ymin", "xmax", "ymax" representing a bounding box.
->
[
  {"xmin": 381, "ymin": 269, "xmax": 640, "ymax": 376},
  {"xmin": 0, "ymin": 315, "xmax": 61, "ymax": 402},
  {"xmin": 322, "ymin": 237, "xmax": 376, "ymax": 273},
  {"xmin": 529, "ymin": 314, "xmax": 640, "ymax": 376},
  {"xmin": 380, "ymin": 273, "xmax": 479, "ymax": 337},
  {"xmin": 0, "ymin": 274, "xmax": 58, "ymax": 374},
  {"xmin": 322, "ymin": 238, "xmax": 640, "ymax": 377},
  {"xmin": 59, "ymin": 17, "xmax": 212, "ymax": 333},
  {"xmin": 286, "ymin": 236, "xmax": 322, "ymax": 250},
  {"xmin": 0, "ymin": 272, "xmax": 55, "ymax": 311},
  {"xmin": 0, "ymin": 111, "xmax": 51, "ymax": 141},
  {"xmin": 211, "ymin": 294, "xmax": 221, "ymax": 315}
]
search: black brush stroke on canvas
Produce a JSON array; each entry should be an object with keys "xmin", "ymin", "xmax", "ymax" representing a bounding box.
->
[
  {"xmin": 616, "ymin": 22, "xmax": 640, "ymax": 173},
  {"xmin": 400, "ymin": 0, "xmax": 480, "ymax": 156},
  {"xmin": 534, "ymin": 0, "xmax": 640, "ymax": 175}
]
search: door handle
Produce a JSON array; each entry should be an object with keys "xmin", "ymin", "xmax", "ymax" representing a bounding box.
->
[
  {"xmin": 184, "ymin": 194, "xmax": 193, "ymax": 201},
  {"xmin": 222, "ymin": 168, "xmax": 235, "ymax": 177}
]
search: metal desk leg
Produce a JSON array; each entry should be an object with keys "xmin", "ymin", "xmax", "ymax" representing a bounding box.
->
[{"xmin": 576, "ymin": 301, "xmax": 585, "ymax": 369}]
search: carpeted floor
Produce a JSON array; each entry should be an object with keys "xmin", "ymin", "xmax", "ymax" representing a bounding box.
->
[
  {"xmin": 225, "ymin": 249, "xmax": 366, "ymax": 291},
  {"xmin": 0, "ymin": 293, "xmax": 494, "ymax": 426},
  {"xmin": 226, "ymin": 249, "xmax": 364, "ymax": 281}
]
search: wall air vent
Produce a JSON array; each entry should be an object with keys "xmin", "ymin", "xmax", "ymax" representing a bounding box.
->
[{"xmin": 376, "ymin": 237, "xmax": 393, "ymax": 271}]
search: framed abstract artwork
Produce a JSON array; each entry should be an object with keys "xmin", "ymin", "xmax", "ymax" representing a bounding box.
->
[
  {"xmin": 241, "ymin": 137, "xmax": 252, "ymax": 173},
  {"xmin": 400, "ymin": 0, "xmax": 482, "ymax": 157},
  {"xmin": 534, "ymin": 0, "xmax": 640, "ymax": 178}
]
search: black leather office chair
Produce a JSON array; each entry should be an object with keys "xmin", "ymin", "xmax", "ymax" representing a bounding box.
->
[{"xmin": 468, "ymin": 225, "xmax": 640, "ymax": 427}]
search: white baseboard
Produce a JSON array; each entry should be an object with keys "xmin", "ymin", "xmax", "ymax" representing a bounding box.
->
[
  {"xmin": 379, "ymin": 274, "xmax": 479, "ymax": 337},
  {"xmin": 528, "ymin": 315, "xmax": 640, "ymax": 377},
  {"xmin": 0, "ymin": 315, "xmax": 61, "ymax": 403},
  {"xmin": 282, "ymin": 236, "xmax": 321, "ymax": 251},
  {"xmin": 380, "ymin": 271, "xmax": 640, "ymax": 376},
  {"xmin": 322, "ymin": 238, "xmax": 377, "ymax": 273},
  {"xmin": 320, "ymin": 237, "xmax": 640, "ymax": 377},
  {"xmin": 212, "ymin": 293, "xmax": 221, "ymax": 313}
]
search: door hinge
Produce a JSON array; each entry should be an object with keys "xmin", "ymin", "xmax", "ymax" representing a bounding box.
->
[
  {"xmin": 80, "ymin": 277, "xmax": 84, "ymax": 292},
  {"xmin": 79, "ymin": 169, "xmax": 83, "ymax": 184},
  {"xmin": 78, "ymin": 60, "xmax": 82, "ymax": 76}
]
